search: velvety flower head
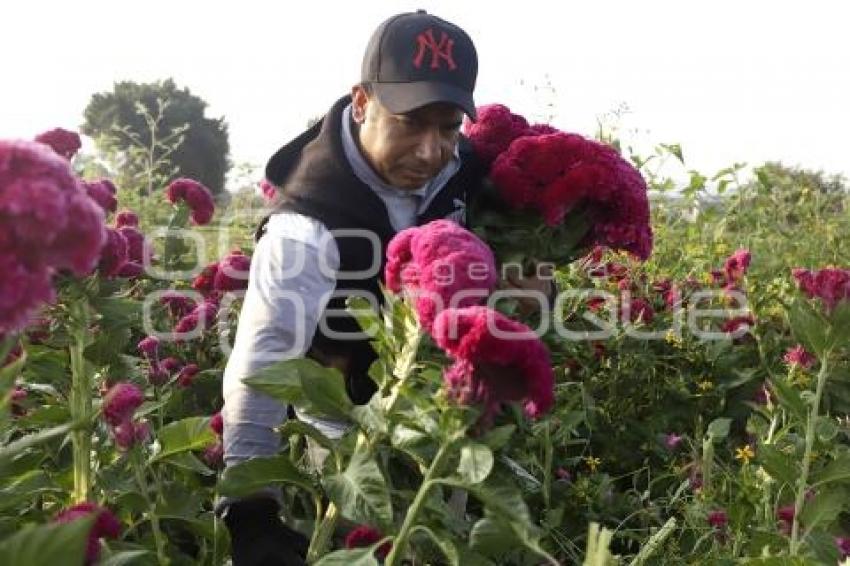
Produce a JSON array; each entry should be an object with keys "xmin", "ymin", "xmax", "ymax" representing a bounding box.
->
[
  {"xmin": 385, "ymin": 220, "xmax": 497, "ymax": 331},
  {"xmin": 116, "ymin": 261, "xmax": 144, "ymax": 278},
  {"xmin": 462, "ymin": 104, "xmax": 530, "ymax": 164},
  {"xmin": 147, "ymin": 364, "xmax": 169, "ymax": 387},
  {"xmin": 102, "ymin": 382, "xmax": 144, "ymax": 426},
  {"xmin": 623, "ymin": 296, "xmax": 654, "ymax": 323},
  {"xmin": 82, "ymin": 179, "xmax": 118, "ymax": 213},
  {"xmin": 117, "ymin": 225, "xmax": 151, "ymax": 266},
  {"xmin": 724, "ymin": 248, "xmax": 751, "ymax": 283},
  {"xmin": 792, "ymin": 267, "xmax": 850, "ymax": 313},
  {"xmin": 836, "ymin": 537, "xmax": 850, "ymax": 560},
  {"xmin": 432, "ymin": 306, "xmax": 555, "ymax": 421},
  {"xmin": 344, "ymin": 525, "xmax": 392, "ymax": 559},
  {"xmin": 707, "ymin": 509, "xmax": 728, "ymax": 529},
  {"xmin": 174, "ymin": 300, "xmax": 219, "ymax": 336},
  {"xmin": 203, "ymin": 441, "xmax": 224, "ymax": 468},
  {"xmin": 754, "ymin": 382, "xmax": 772, "ymax": 405},
  {"xmin": 214, "ymin": 250, "xmax": 251, "ymax": 292},
  {"xmin": 166, "ymin": 178, "xmax": 215, "ymax": 225},
  {"xmin": 115, "ymin": 209, "xmax": 139, "ymax": 228},
  {"xmin": 783, "ymin": 344, "xmax": 816, "ymax": 369},
  {"xmin": 137, "ymin": 335, "xmax": 160, "ymax": 361},
  {"xmin": 53, "ymin": 502, "xmax": 121, "ymax": 564},
  {"xmin": 490, "ymin": 132, "xmax": 653, "ymax": 259},
  {"xmin": 665, "ymin": 433, "xmax": 683, "ymax": 450},
  {"xmin": 177, "ymin": 363, "xmax": 200, "ymax": 387},
  {"xmin": 112, "ymin": 419, "xmax": 151, "ymax": 450},
  {"xmin": 97, "ymin": 227, "xmax": 129, "ymax": 278},
  {"xmin": 34, "ymin": 128, "xmax": 82, "ymax": 160},
  {"xmin": 259, "ymin": 179, "xmax": 277, "ymax": 203},
  {"xmin": 192, "ymin": 262, "xmax": 220, "ymax": 295},
  {"xmin": 1, "ymin": 140, "xmax": 106, "ymax": 331},
  {"xmin": 777, "ymin": 504, "xmax": 797, "ymax": 535},
  {"xmin": 161, "ymin": 356, "xmax": 183, "ymax": 375},
  {"xmin": 210, "ymin": 411, "xmax": 223, "ymax": 436},
  {"xmin": 721, "ymin": 314, "xmax": 755, "ymax": 335},
  {"xmin": 160, "ymin": 290, "xmax": 197, "ymax": 318}
]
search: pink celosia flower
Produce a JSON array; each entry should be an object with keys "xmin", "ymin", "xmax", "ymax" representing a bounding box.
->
[
  {"xmin": 115, "ymin": 209, "xmax": 139, "ymax": 228},
  {"xmin": 344, "ymin": 525, "xmax": 392, "ymax": 558},
  {"xmin": 259, "ymin": 179, "xmax": 277, "ymax": 203},
  {"xmin": 792, "ymin": 267, "xmax": 850, "ymax": 313},
  {"xmin": 462, "ymin": 104, "xmax": 530, "ymax": 164},
  {"xmin": 836, "ymin": 537, "xmax": 850, "ymax": 560},
  {"xmin": 623, "ymin": 296, "xmax": 654, "ymax": 323},
  {"xmin": 166, "ymin": 178, "xmax": 215, "ymax": 225},
  {"xmin": 97, "ymin": 228, "xmax": 129, "ymax": 278},
  {"xmin": 116, "ymin": 261, "xmax": 144, "ymax": 278},
  {"xmin": 34, "ymin": 128, "xmax": 82, "ymax": 160},
  {"xmin": 707, "ymin": 509, "xmax": 728, "ymax": 529},
  {"xmin": 489, "ymin": 132, "xmax": 652, "ymax": 259},
  {"xmin": 160, "ymin": 290, "xmax": 197, "ymax": 318},
  {"xmin": 81, "ymin": 179, "xmax": 118, "ymax": 214},
  {"xmin": 555, "ymin": 467, "xmax": 571, "ymax": 481},
  {"xmin": 177, "ymin": 363, "xmax": 200, "ymax": 387},
  {"xmin": 214, "ymin": 250, "xmax": 251, "ymax": 292},
  {"xmin": 203, "ymin": 441, "xmax": 224, "ymax": 468},
  {"xmin": 112, "ymin": 419, "xmax": 151, "ymax": 450},
  {"xmin": 783, "ymin": 344, "xmax": 816, "ymax": 370},
  {"xmin": 724, "ymin": 249, "xmax": 751, "ymax": 283},
  {"xmin": 385, "ymin": 220, "xmax": 497, "ymax": 332},
  {"xmin": 192, "ymin": 263, "xmax": 220, "ymax": 295},
  {"xmin": 665, "ymin": 433, "xmax": 683, "ymax": 450},
  {"xmin": 137, "ymin": 336, "xmax": 160, "ymax": 361},
  {"xmin": 53, "ymin": 502, "xmax": 121, "ymax": 564},
  {"xmin": 117, "ymin": 225, "xmax": 151, "ymax": 266},
  {"xmin": 102, "ymin": 382, "xmax": 144, "ymax": 426},
  {"xmin": 160, "ymin": 356, "xmax": 183, "ymax": 375},
  {"xmin": 1, "ymin": 140, "xmax": 106, "ymax": 331},
  {"xmin": 147, "ymin": 365, "xmax": 169, "ymax": 387},
  {"xmin": 174, "ymin": 300, "xmax": 219, "ymax": 336},
  {"xmin": 210, "ymin": 412, "xmax": 223, "ymax": 436},
  {"xmin": 754, "ymin": 382, "xmax": 772, "ymax": 405},
  {"xmin": 431, "ymin": 306, "xmax": 555, "ymax": 422},
  {"xmin": 721, "ymin": 314, "xmax": 755, "ymax": 335},
  {"xmin": 777, "ymin": 505, "xmax": 797, "ymax": 535}
]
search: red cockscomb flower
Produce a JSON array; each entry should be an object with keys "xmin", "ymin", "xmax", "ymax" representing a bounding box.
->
[
  {"xmin": 82, "ymin": 179, "xmax": 118, "ymax": 214},
  {"xmin": 34, "ymin": 128, "xmax": 82, "ymax": 160},
  {"xmin": 462, "ymin": 104, "xmax": 531, "ymax": 164},
  {"xmin": 97, "ymin": 228, "xmax": 129, "ymax": 278},
  {"xmin": 724, "ymin": 249, "xmax": 751, "ymax": 283},
  {"xmin": 214, "ymin": 250, "xmax": 251, "ymax": 292},
  {"xmin": 166, "ymin": 178, "xmax": 215, "ymax": 225},
  {"xmin": 783, "ymin": 344, "xmax": 816, "ymax": 369},
  {"xmin": 344, "ymin": 525, "xmax": 392, "ymax": 558},
  {"xmin": 53, "ymin": 502, "xmax": 121, "ymax": 564},
  {"xmin": 102, "ymin": 382, "xmax": 144, "ymax": 426},
  {"xmin": 115, "ymin": 209, "xmax": 139, "ymax": 228},
  {"xmin": 792, "ymin": 267, "xmax": 850, "ymax": 313}
]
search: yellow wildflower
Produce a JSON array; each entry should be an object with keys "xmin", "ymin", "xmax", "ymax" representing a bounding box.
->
[
  {"xmin": 585, "ymin": 456, "xmax": 601, "ymax": 473},
  {"xmin": 697, "ymin": 379, "xmax": 714, "ymax": 392},
  {"xmin": 735, "ymin": 444, "xmax": 755, "ymax": 465}
]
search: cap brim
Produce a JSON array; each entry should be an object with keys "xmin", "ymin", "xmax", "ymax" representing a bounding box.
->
[{"xmin": 373, "ymin": 81, "xmax": 477, "ymax": 121}]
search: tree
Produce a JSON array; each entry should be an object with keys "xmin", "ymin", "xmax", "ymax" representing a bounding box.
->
[{"xmin": 82, "ymin": 79, "xmax": 231, "ymax": 196}]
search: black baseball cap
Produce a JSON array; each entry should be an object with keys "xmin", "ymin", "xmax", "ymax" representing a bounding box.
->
[{"xmin": 362, "ymin": 10, "xmax": 478, "ymax": 120}]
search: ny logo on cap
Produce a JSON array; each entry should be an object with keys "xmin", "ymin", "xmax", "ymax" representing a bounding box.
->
[{"xmin": 412, "ymin": 28, "xmax": 457, "ymax": 71}]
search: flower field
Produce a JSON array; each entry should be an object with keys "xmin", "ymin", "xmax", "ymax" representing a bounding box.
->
[{"xmin": 1, "ymin": 115, "xmax": 849, "ymax": 566}]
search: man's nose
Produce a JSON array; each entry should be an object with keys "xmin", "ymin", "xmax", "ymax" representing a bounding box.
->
[{"xmin": 413, "ymin": 129, "xmax": 442, "ymax": 166}]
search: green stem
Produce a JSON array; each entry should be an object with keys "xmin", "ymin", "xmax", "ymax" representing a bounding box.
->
[
  {"xmin": 69, "ymin": 300, "xmax": 91, "ymax": 504},
  {"xmin": 307, "ymin": 500, "xmax": 337, "ymax": 563},
  {"xmin": 789, "ymin": 355, "xmax": 830, "ymax": 555},
  {"xmin": 385, "ymin": 442, "xmax": 453, "ymax": 566},
  {"xmin": 132, "ymin": 451, "xmax": 169, "ymax": 565}
]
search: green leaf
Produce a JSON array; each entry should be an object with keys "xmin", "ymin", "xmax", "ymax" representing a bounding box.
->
[
  {"xmin": 161, "ymin": 452, "xmax": 215, "ymax": 475},
  {"xmin": 0, "ymin": 470, "xmax": 57, "ymax": 512},
  {"xmin": 660, "ymin": 143, "xmax": 684, "ymax": 164},
  {"xmin": 0, "ymin": 515, "xmax": 93, "ymax": 566},
  {"xmin": 243, "ymin": 359, "xmax": 308, "ymax": 405},
  {"xmin": 150, "ymin": 416, "xmax": 216, "ymax": 463},
  {"xmin": 788, "ymin": 299, "xmax": 831, "ymax": 358},
  {"xmin": 411, "ymin": 525, "xmax": 459, "ymax": 565},
  {"xmin": 314, "ymin": 546, "xmax": 380, "ymax": 566},
  {"xmin": 278, "ymin": 420, "xmax": 337, "ymax": 457},
  {"xmin": 757, "ymin": 445, "xmax": 797, "ymax": 486},
  {"xmin": 769, "ymin": 377, "xmax": 807, "ymax": 421},
  {"xmin": 299, "ymin": 362, "xmax": 354, "ymax": 420},
  {"xmin": 801, "ymin": 487, "xmax": 848, "ymax": 535},
  {"xmin": 0, "ymin": 422, "xmax": 76, "ymax": 474},
  {"xmin": 323, "ymin": 448, "xmax": 392, "ymax": 527},
  {"xmin": 218, "ymin": 455, "xmax": 316, "ymax": 497},
  {"xmin": 351, "ymin": 398, "xmax": 388, "ymax": 436},
  {"xmin": 706, "ymin": 417, "xmax": 732, "ymax": 441},
  {"xmin": 479, "ymin": 425, "xmax": 515, "ymax": 451},
  {"xmin": 812, "ymin": 454, "xmax": 850, "ymax": 487},
  {"xmin": 457, "ymin": 442, "xmax": 494, "ymax": 485},
  {"xmin": 98, "ymin": 550, "xmax": 154, "ymax": 566},
  {"xmin": 469, "ymin": 517, "xmax": 520, "ymax": 555},
  {"xmin": 815, "ymin": 416, "xmax": 838, "ymax": 442}
]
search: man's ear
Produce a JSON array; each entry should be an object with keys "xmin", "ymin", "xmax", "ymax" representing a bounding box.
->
[{"xmin": 350, "ymin": 85, "xmax": 369, "ymax": 124}]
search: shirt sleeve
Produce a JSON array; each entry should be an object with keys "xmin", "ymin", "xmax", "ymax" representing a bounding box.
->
[{"xmin": 222, "ymin": 212, "xmax": 339, "ymax": 466}]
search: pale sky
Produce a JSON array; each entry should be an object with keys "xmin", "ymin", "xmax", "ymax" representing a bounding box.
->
[{"xmin": 3, "ymin": 0, "xmax": 848, "ymax": 189}]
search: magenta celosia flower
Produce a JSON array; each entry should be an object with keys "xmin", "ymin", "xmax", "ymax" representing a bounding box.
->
[
  {"xmin": 489, "ymin": 132, "xmax": 653, "ymax": 259},
  {"xmin": 665, "ymin": 433, "xmax": 683, "ymax": 450},
  {"xmin": 344, "ymin": 525, "xmax": 391, "ymax": 558},
  {"xmin": 783, "ymin": 344, "xmax": 816, "ymax": 369},
  {"xmin": 192, "ymin": 263, "xmax": 219, "ymax": 295},
  {"xmin": 707, "ymin": 510, "xmax": 728, "ymax": 529},
  {"xmin": 97, "ymin": 228, "xmax": 129, "ymax": 278},
  {"xmin": 147, "ymin": 364, "xmax": 169, "ymax": 387},
  {"xmin": 210, "ymin": 412, "xmax": 223, "ymax": 436},
  {"xmin": 836, "ymin": 537, "xmax": 850, "ymax": 560},
  {"xmin": 102, "ymin": 382, "xmax": 144, "ymax": 426},
  {"xmin": 1, "ymin": 140, "xmax": 106, "ymax": 331},
  {"xmin": 792, "ymin": 267, "xmax": 850, "ymax": 313},
  {"xmin": 724, "ymin": 249, "xmax": 751, "ymax": 283},
  {"xmin": 777, "ymin": 505, "xmax": 797, "ymax": 535},
  {"xmin": 177, "ymin": 363, "xmax": 200, "ymax": 387},
  {"xmin": 117, "ymin": 225, "xmax": 151, "ymax": 266},
  {"xmin": 462, "ymin": 104, "xmax": 531, "ymax": 164},
  {"xmin": 555, "ymin": 467, "xmax": 571, "ymax": 481},
  {"xmin": 112, "ymin": 419, "xmax": 151, "ymax": 450},
  {"xmin": 53, "ymin": 502, "xmax": 121, "ymax": 564},
  {"xmin": 160, "ymin": 290, "xmax": 197, "ymax": 318},
  {"xmin": 174, "ymin": 300, "xmax": 219, "ymax": 336},
  {"xmin": 214, "ymin": 250, "xmax": 251, "ymax": 292},
  {"xmin": 623, "ymin": 296, "xmax": 654, "ymax": 323},
  {"xmin": 721, "ymin": 314, "xmax": 755, "ymax": 335},
  {"xmin": 166, "ymin": 178, "xmax": 215, "ymax": 225},
  {"xmin": 385, "ymin": 220, "xmax": 497, "ymax": 331},
  {"xmin": 116, "ymin": 261, "xmax": 143, "ymax": 278},
  {"xmin": 115, "ymin": 209, "xmax": 139, "ymax": 228},
  {"xmin": 754, "ymin": 382, "xmax": 772, "ymax": 405},
  {"xmin": 432, "ymin": 306, "xmax": 555, "ymax": 422},
  {"xmin": 34, "ymin": 128, "xmax": 82, "ymax": 160},
  {"xmin": 160, "ymin": 356, "xmax": 183, "ymax": 375},
  {"xmin": 137, "ymin": 335, "xmax": 160, "ymax": 361},
  {"xmin": 259, "ymin": 179, "xmax": 277, "ymax": 203},
  {"xmin": 203, "ymin": 441, "xmax": 224, "ymax": 468},
  {"xmin": 81, "ymin": 179, "xmax": 118, "ymax": 214}
]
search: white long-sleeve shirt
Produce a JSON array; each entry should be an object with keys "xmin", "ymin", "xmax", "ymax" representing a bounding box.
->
[{"xmin": 222, "ymin": 104, "xmax": 461, "ymax": 465}]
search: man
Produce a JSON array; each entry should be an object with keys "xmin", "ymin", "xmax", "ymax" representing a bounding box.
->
[{"xmin": 220, "ymin": 11, "xmax": 486, "ymax": 566}]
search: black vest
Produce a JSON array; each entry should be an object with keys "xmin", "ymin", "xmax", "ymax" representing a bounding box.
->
[{"xmin": 257, "ymin": 95, "xmax": 486, "ymax": 404}]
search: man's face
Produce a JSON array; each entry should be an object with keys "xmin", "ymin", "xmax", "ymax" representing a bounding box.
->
[{"xmin": 352, "ymin": 85, "xmax": 464, "ymax": 190}]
